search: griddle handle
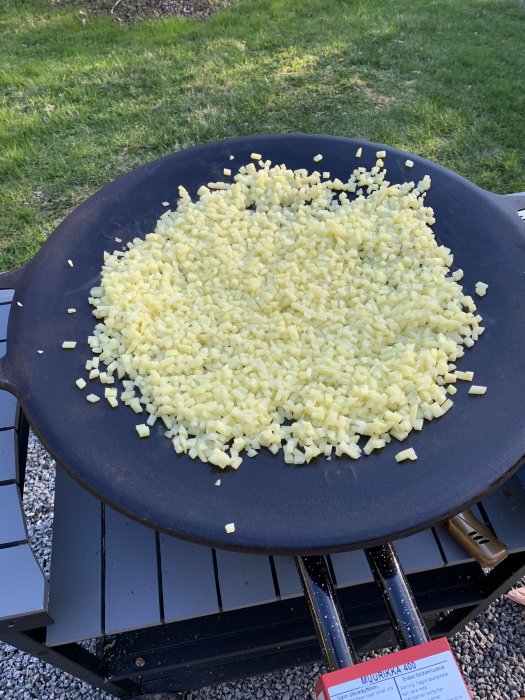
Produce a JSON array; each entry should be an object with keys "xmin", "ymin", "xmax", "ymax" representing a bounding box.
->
[
  {"xmin": 295, "ymin": 555, "xmax": 357, "ymax": 670},
  {"xmin": 0, "ymin": 266, "xmax": 26, "ymax": 291},
  {"xmin": 0, "ymin": 266, "xmax": 27, "ymax": 396},
  {"xmin": 504, "ymin": 192, "xmax": 525, "ymax": 211},
  {"xmin": 444, "ymin": 510, "xmax": 508, "ymax": 569},
  {"xmin": 365, "ymin": 542, "xmax": 430, "ymax": 648},
  {"xmin": 502, "ymin": 192, "xmax": 525, "ymax": 218}
]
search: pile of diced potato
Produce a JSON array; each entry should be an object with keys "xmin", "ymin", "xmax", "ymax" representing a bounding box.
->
[{"xmin": 83, "ymin": 152, "xmax": 485, "ymax": 469}]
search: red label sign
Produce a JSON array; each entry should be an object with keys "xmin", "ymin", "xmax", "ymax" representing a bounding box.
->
[{"xmin": 315, "ymin": 638, "xmax": 471, "ymax": 700}]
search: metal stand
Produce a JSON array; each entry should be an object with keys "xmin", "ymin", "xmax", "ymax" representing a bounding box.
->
[
  {"xmin": 295, "ymin": 556, "xmax": 357, "ymax": 670},
  {"xmin": 365, "ymin": 543, "xmax": 430, "ymax": 648},
  {"xmin": 296, "ymin": 543, "xmax": 430, "ymax": 671}
]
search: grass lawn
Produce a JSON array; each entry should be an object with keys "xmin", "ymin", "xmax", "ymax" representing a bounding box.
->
[{"xmin": 1, "ymin": 0, "xmax": 524, "ymax": 270}]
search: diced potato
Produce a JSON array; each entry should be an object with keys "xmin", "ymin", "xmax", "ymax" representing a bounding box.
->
[
  {"xmin": 83, "ymin": 154, "xmax": 485, "ymax": 470},
  {"xmin": 395, "ymin": 448, "xmax": 417, "ymax": 462},
  {"xmin": 468, "ymin": 385, "xmax": 487, "ymax": 395},
  {"xmin": 475, "ymin": 281, "xmax": 488, "ymax": 297}
]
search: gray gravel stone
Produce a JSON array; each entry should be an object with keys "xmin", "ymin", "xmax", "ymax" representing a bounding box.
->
[{"xmin": 1, "ymin": 434, "xmax": 524, "ymax": 699}]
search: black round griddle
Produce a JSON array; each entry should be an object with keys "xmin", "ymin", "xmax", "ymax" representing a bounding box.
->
[{"xmin": 1, "ymin": 134, "xmax": 525, "ymax": 555}]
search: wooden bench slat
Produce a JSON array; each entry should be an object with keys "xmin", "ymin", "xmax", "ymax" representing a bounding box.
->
[
  {"xmin": 160, "ymin": 535, "xmax": 219, "ymax": 622},
  {"xmin": 0, "ymin": 544, "xmax": 46, "ymax": 623},
  {"xmin": 0, "ymin": 429, "xmax": 16, "ymax": 483},
  {"xmin": 0, "ymin": 304, "xmax": 10, "ymax": 340},
  {"xmin": 104, "ymin": 507, "xmax": 161, "ymax": 635},
  {"xmin": 331, "ymin": 530, "xmax": 444, "ymax": 588},
  {"xmin": 0, "ymin": 484, "xmax": 26, "ymax": 546},
  {"xmin": 273, "ymin": 556, "xmax": 303, "ymax": 599},
  {"xmin": 330, "ymin": 549, "xmax": 373, "ymax": 587},
  {"xmin": 215, "ymin": 550, "xmax": 276, "ymax": 610},
  {"xmin": 0, "ymin": 342, "xmax": 6, "ymax": 359},
  {"xmin": 46, "ymin": 469, "xmax": 103, "ymax": 646},
  {"xmin": 0, "ymin": 291, "xmax": 14, "ymax": 304},
  {"xmin": 0, "ymin": 391, "xmax": 18, "ymax": 430},
  {"xmin": 433, "ymin": 523, "xmax": 474, "ymax": 566},
  {"xmin": 394, "ymin": 529, "xmax": 446, "ymax": 573},
  {"xmin": 480, "ymin": 475, "xmax": 525, "ymax": 552}
]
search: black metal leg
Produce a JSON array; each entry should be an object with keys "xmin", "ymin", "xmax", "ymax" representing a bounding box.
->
[
  {"xmin": 295, "ymin": 556, "xmax": 357, "ymax": 670},
  {"xmin": 365, "ymin": 543, "xmax": 430, "ymax": 648}
]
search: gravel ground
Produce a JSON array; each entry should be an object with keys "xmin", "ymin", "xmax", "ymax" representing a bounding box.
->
[{"xmin": 1, "ymin": 433, "xmax": 525, "ymax": 699}]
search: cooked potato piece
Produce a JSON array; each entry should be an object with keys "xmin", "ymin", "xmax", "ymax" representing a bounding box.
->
[
  {"xmin": 469, "ymin": 385, "xmax": 487, "ymax": 395},
  {"xmin": 395, "ymin": 448, "xmax": 417, "ymax": 462}
]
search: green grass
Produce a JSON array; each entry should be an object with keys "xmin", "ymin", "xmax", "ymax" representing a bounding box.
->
[{"xmin": 1, "ymin": 0, "xmax": 524, "ymax": 269}]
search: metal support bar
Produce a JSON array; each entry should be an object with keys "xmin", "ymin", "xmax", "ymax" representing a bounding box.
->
[
  {"xmin": 15, "ymin": 407, "xmax": 30, "ymax": 493},
  {"xmin": 433, "ymin": 551, "xmax": 525, "ymax": 638},
  {"xmin": 0, "ymin": 628, "xmax": 140, "ymax": 698},
  {"xmin": 365, "ymin": 543, "xmax": 430, "ymax": 648},
  {"xmin": 295, "ymin": 555, "xmax": 357, "ymax": 670}
]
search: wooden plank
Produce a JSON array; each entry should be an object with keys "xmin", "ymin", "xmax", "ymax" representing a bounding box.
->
[
  {"xmin": 0, "ymin": 484, "xmax": 26, "ymax": 546},
  {"xmin": 394, "ymin": 529, "xmax": 446, "ymax": 573},
  {"xmin": 480, "ymin": 475, "xmax": 525, "ymax": 553},
  {"xmin": 433, "ymin": 524, "xmax": 473, "ymax": 566},
  {"xmin": 273, "ymin": 556, "xmax": 303, "ymax": 599},
  {"xmin": 0, "ymin": 429, "xmax": 16, "ymax": 483},
  {"xmin": 0, "ymin": 304, "xmax": 10, "ymax": 340},
  {"xmin": 0, "ymin": 544, "xmax": 47, "ymax": 622},
  {"xmin": 516, "ymin": 466, "xmax": 525, "ymax": 492},
  {"xmin": 331, "ymin": 550, "xmax": 373, "ymax": 588},
  {"xmin": 0, "ymin": 291, "xmax": 14, "ymax": 304},
  {"xmin": 332, "ymin": 530, "xmax": 444, "ymax": 588},
  {"xmin": 104, "ymin": 507, "xmax": 161, "ymax": 635},
  {"xmin": 0, "ymin": 342, "xmax": 6, "ymax": 359},
  {"xmin": 215, "ymin": 550, "xmax": 276, "ymax": 610},
  {"xmin": 46, "ymin": 470, "xmax": 103, "ymax": 646},
  {"xmin": 0, "ymin": 391, "xmax": 17, "ymax": 430},
  {"xmin": 160, "ymin": 535, "xmax": 219, "ymax": 622}
]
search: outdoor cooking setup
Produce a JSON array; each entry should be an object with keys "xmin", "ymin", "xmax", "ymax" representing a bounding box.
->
[{"xmin": 1, "ymin": 134, "xmax": 525, "ymax": 697}]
